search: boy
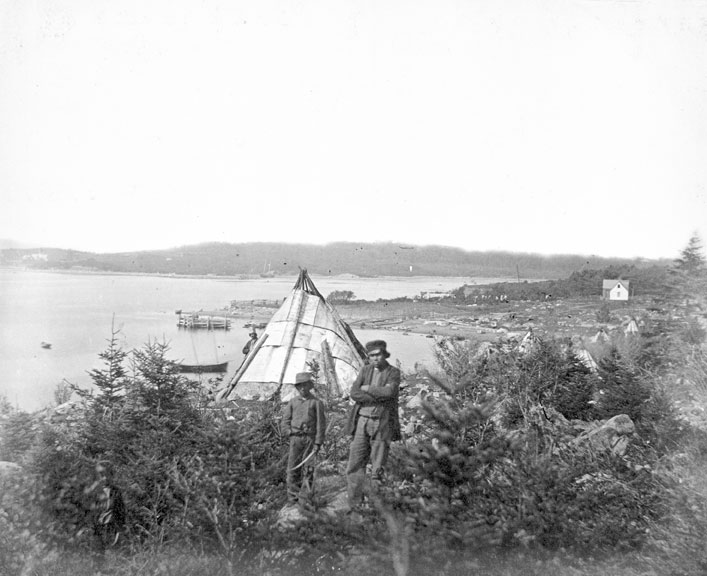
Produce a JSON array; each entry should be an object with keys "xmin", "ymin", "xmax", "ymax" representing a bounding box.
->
[{"xmin": 282, "ymin": 372, "xmax": 326, "ymax": 503}]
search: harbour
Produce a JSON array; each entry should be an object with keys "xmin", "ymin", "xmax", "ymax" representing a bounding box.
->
[{"xmin": 0, "ymin": 269, "xmax": 484, "ymax": 410}]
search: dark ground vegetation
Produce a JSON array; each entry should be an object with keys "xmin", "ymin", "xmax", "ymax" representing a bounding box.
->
[{"xmin": 1, "ymin": 253, "xmax": 706, "ymax": 576}]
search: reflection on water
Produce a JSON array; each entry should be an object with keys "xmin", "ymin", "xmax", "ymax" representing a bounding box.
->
[{"xmin": 0, "ymin": 270, "xmax": 501, "ymax": 410}]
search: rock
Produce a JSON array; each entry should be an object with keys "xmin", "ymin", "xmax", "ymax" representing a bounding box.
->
[
  {"xmin": 0, "ymin": 461, "xmax": 22, "ymax": 485},
  {"xmin": 0, "ymin": 461, "xmax": 21, "ymax": 474},
  {"xmin": 276, "ymin": 503, "xmax": 307, "ymax": 528},
  {"xmin": 327, "ymin": 487, "xmax": 349, "ymax": 515},
  {"xmin": 405, "ymin": 392, "xmax": 425, "ymax": 410},
  {"xmin": 572, "ymin": 414, "xmax": 635, "ymax": 455},
  {"xmin": 275, "ymin": 474, "xmax": 349, "ymax": 527},
  {"xmin": 315, "ymin": 474, "xmax": 349, "ymax": 516}
]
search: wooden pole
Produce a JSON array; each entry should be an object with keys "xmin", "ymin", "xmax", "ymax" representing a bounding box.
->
[
  {"xmin": 277, "ymin": 289, "xmax": 307, "ymax": 394},
  {"xmin": 216, "ymin": 333, "xmax": 269, "ymax": 401},
  {"xmin": 320, "ymin": 340, "xmax": 341, "ymax": 397}
]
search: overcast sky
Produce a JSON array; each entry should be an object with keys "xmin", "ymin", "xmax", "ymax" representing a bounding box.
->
[{"xmin": 1, "ymin": 0, "xmax": 705, "ymax": 259}]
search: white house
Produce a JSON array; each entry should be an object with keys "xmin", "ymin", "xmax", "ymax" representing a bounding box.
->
[{"xmin": 602, "ymin": 279, "xmax": 630, "ymax": 301}]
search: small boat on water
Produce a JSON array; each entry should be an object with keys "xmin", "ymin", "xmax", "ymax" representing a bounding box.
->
[
  {"xmin": 41, "ymin": 341, "xmax": 52, "ymax": 349},
  {"xmin": 177, "ymin": 361, "xmax": 229, "ymax": 374}
]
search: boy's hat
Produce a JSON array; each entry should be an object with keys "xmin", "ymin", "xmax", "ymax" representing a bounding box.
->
[
  {"xmin": 365, "ymin": 339, "xmax": 390, "ymax": 358},
  {"xmin": 295, "ymin": 372, "xmax": 313, "ymax": 386}
]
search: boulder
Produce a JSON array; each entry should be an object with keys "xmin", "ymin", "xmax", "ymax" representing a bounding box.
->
[
  {"xmin": 405, "ymin": 392, "xmax": 426, "ymax": 410},
  {"xmin": 0, "ymin": 461, "xmax": 22, "ymax": 486},
  {"xmin": 276, "ymin": 503, "xmax": 307, "ymax": 527},
  {"xmin": 275, "ymin": 474, "xmax": 349, "ymax": 527},
  {"xmin": 572, "ymin": 414, "xmax": 635, "ymax": 455},
  {"xmin": 0, "ymin": 461, "xmax": 21, "ymax": 475}
]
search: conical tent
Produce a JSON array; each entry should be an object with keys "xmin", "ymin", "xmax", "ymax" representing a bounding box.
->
[
  {"xmin": 569, "ymin": 337, "xmax": 599, "ymax": 372},
  {"xmin": 591, "ymin": 328, "xmax": 611, "ymax": 344},
  {"xmin": 218, "ymin": 269, "xmax": 367, "ymax": 402},
  {"xmin": 518, "ymin": 329, "xmax": 540, "ymax": 354},
  {"xmin": 625, "ymin": 318, "xmax": 639, "ymax": 335},
  {"xmin": 575, "ymin": 348, "xmax": 599, "ymax": 372}
]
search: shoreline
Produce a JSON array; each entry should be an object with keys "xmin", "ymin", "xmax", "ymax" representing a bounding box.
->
[{"xmin": 0, "ymin": 266, "xmax": 536, "ymax": 285}]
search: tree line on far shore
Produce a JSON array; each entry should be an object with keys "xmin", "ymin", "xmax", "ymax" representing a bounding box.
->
[{"xmin": 0, "ymin": 241, "xmax": 666, "ymax": 279}]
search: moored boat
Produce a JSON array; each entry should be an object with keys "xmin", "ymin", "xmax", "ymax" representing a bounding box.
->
[{"xmin": 177, "ymin": 361, "xmax": 228, "ymax": 374}]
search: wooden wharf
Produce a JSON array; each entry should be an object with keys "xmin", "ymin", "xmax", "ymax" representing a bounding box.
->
[{"xmin": 176, "ymin": 312, "xmax": 231, "ymax": 330}]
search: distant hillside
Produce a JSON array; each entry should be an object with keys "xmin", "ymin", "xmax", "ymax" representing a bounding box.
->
[{"xmin": 0, "ymin": 241, "xmax": 668, "ymax": 279}]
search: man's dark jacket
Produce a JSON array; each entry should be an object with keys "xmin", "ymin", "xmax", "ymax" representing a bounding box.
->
[{"xmin": 345, "ymin": 362, "xmax": 402, "ymax": 442}]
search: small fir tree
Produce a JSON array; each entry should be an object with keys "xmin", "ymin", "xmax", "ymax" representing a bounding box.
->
[
  {"xmin": 75, "ymin": 326, "xmax": 128, "ymax": 414},
  {"xmin": 596, "ymin": 348, "xmax": 650, "ymax": 422},
  {"xmin": 675, "ymin": 233, "xmax": 705, "ymax": 275}
]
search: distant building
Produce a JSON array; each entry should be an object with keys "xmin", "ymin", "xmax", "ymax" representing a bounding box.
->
[
  {"xmin": 420, "ymin": 291, "xmax": 449, "ymax": 300},
  {"xmin": 22, "ymin": 253, "xmax": 48, "ymax": 262},
  {"xmin": 602, "ymin": 279, "xmax": 630, "ymax": 301}
]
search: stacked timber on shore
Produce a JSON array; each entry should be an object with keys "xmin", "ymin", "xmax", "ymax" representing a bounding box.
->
[{"xmin": 229, "ymin": 299, "xmax": 282, "ymax": 311}]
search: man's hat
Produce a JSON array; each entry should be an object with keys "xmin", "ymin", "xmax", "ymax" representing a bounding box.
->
[
  {"xmin": 365, "ymin": 340, "xmax": 390, "ymax": 358},
  {"xmin": 295, "ymin": 372, "xmax": 313, "ymax": 386}
]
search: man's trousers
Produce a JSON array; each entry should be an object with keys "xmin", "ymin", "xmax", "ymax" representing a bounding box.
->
[{"xmin": 345, "ymin": 416, "xmax": 390, "ymax": 507}]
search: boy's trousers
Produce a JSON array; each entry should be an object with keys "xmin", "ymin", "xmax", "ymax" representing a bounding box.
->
[{"xmin": 287, "ymin": 435, "xmax": 315, "ymax": 502}]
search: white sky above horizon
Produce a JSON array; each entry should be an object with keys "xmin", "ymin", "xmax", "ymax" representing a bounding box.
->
[{"xmin": 1, "ymin": 0, "xmax": 706, "ymax": 259}]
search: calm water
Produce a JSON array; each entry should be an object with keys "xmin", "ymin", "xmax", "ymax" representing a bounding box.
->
[{"xmin": 0, "ymin": 270, "xmax": 507, "ymax": 410}]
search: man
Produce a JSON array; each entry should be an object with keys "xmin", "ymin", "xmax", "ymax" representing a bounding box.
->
[
  {"xmin": 242, "ymin": 329, "xmax": 258, "ymax": 356},
  {"xmin": 281, "ymin": 372, "xmax": 326, "ymax": 503},
  {"xmin": 345, "ymin": 339, "xmax": 401, "ymax": 509}
]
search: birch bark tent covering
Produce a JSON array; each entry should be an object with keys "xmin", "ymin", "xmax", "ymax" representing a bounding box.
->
[{"xmin": 218, "ymin": 269, "xmax": 367, "ymax": 402}]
